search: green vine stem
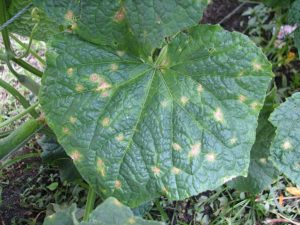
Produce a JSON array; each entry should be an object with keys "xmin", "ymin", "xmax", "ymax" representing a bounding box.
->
[
  {"xmin": 83, "ymin": 187, "xmax": 97, "ymax": 221},
  {"xmin": 0, "ymin": 118, "xmax": 42, "ymax": 160},
  {"xmin": 0, "ymin": 0, "xmax": 43, "ymax": 86},
  {"xmin": 6, "ymin": 62, "xmax": 40, "ymax": 95},
  {"xmin": 0, "ymin": 78, "xmax": 38, "ymax": 117},
  {"xmin": 12, "ymin": 57, "xmax": 43, "ymax": 78},
  {"xmin": 0, "ymin": 102, "xmax": 39, "ymax": 129},
  {"xmin": 0, "ymin": 152, "xmax": 40, "ymax": 170},
  {"xmin": 10, "ymin": 33, "xmax": 46, "ymax": 65}
]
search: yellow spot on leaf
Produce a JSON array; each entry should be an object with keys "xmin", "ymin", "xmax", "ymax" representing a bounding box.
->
[
  {"xmin": 151, "ymin": 166, "xmax": 161, "ymax": 175},
  {"xmin": 111, "ymin": 63, "xmax": 118, "ymax": 72},
  {"xmin": 206, "ymin": 152, "xmax": 216, "ymax": 162},
  {"xmin": 70, "ymin": 151, "xmax": 81, "ymax": 161},
  {"xmin": 101, "ymin": 91, "xmax": 110, "ymax": 98},
  {"xmin": 250, "ymin": 101, "xmax": 260, "ymax": 110},
  {"xmin": 238, "ymin": 71, "xmax": 244, "ymax": 76},
  {"xmin": 259, "ymin": 158, "xmax": 267, "ymax": 164},
  {"xmin": 65, "ymin": 10, "xmax": 74, "ymax": 21},
  {"xmin": 171, "ymin": 167, "xmax": 181, "ymax": 175},
  {"xmin": 69, "ymin": 116, "xmax": 77, "ymax": 124},
  {"xmin": 97, "ymin": 159, "xmax": 106, "ymax": 177},
  {"xmin": 115, "ymin": 180, "xmax": 122, "ymax": 189},
  {"xmin": 114, "ymin": 8, "xmax": 125, "ymax": 22},
  {"xmin": 67, "ymin": 68, "xmax": 73, "ymax": 76},
  {"xmin": 188, "ymin": 142, "xmax": 201, "ymax": 158},
  {"xmin": 180, "ymin": 96, "xmax": 189, "ymax": 105},
  {"xmin": 214, "ymin": 107, "xmax": 224, "ymax": 123},
  {"xmin": 197, "ymin": 84, "xmax": 203, "ymax": 94},
  {"xmin": 160, "ymin": 100, "xmax": 169, "ymax": 108},
  {"xmin": 128, "ymin": 217, "xmax": 136, "ymax": 224},
  {"xmin": 115, "ymin": 133, "xmax": 124, "ymax": 142},
  {"xmin": 172, "ymin": 143, "xmax": 182, "ymax": 151},
  {"xmin": 239, "ymin": 95, "xmax": 246, "ymax": 102},
  {"xmin": 90, "ymin": 73, "xmax": 100, "ymax": 82},
  {"xmin": 96, "ymin": 80, "xmax": 112, "ymax": 92},
  {"xmin": 116, "ymin": 50, "xmax": 125, "ymax": 57},
  {"xmin": 282, "ymin": 140, "xmax": 292, "ymax": 150},
  {"xmin": 230, "ymin": 137, "xmax": 237, "ymax": 145},
  {"xmin": 63, "ymin": 127, "xmax": 70, "ymax": 134},
  {"xmin": 75, "ymin": 84, "xmax": 84, "ymax": 92},
  {"xmin": 71, "ymin": 23, "xmax": 77, "ymax": 30},
  {"xmin": 252, "ymin": 62, "xmax": 262, "ymax": 71},
  {"xmin": 101, "ymin": 117, "xmax": 110, "ymax": 127}
]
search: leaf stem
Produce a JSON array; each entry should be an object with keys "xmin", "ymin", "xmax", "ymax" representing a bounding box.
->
[
  {"xmin": 0, "ymin": 0, "xmax": 42, "ymax": 89},
  {"xmin": 12, "ymin": 57, "xmax": 43, "ymax": 78},
  {"xmin": 0, "ymin": 102, "xmax": 39, "ymax": 129},
  {"xmin": 0, "ymin": 78, "xmax": 38, "ymax": 117},
  {"xmin": 0, "ymin": 152, "xmax": 40, "ymax": 170},
  {"xmin": 83, "ymin": 187, "xmax": 97, "ymax": 221},
  {"xmin": 10, "ymin": 33, "xmax": 46, "ymax": 65}
]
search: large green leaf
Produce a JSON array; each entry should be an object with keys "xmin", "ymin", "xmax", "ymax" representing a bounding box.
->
[
  {"xmin": 40, "ymin": 23, "xmax": 273, "ymax": 206},
  {"xmin": 269, "ymin": 93, "xmax": 300, "ymax": 186},
  {"xmin": 229, "ymin": 91, "xmax": 279, "ymax": 193},
  {"xmin": 43, "ymin": 197, "xmax": 164, "ymax": 225},
  {"xmin": 36, "ymin": 0, "xmax": 209, "ymax": 57}
]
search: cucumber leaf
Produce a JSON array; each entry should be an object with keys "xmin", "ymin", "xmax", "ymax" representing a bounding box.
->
[
  {"xmin": 269, "ymin": 93, "xmax": 300, "ymax": 186},
  {"xmin": 43, "ymin": 197, "xmax": 164, "ymax": 225},
  {"xmin": 229, "ymin": 90, "xmax": 279, "ymax": 193},
  {"xmin": 40, "ymin": 23, "xmax": 273, "ymax": 207}
]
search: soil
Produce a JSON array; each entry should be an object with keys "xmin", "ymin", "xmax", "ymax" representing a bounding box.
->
[
  {"xmin": 0, "ymin": 143, "xmax": 42, "ymax": 225},
  {"xmin": 201, "ymin": 0, "xmax": 253, "ymax": 32}
]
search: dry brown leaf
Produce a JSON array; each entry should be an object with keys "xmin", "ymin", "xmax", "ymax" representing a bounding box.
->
[{"xmin": 286, "ymin": 187, "xmax": 300, "ymax": 196}]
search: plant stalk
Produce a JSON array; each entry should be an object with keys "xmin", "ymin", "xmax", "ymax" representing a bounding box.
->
[
  {"xmin": 10, "ymin": 33, "xmax": 46, "ymax": 65},
  {"xmin": 0, "ymin": 0, "xmax": 41, "ymax": 93},
  {"xmin": 83, "ymin": 187, "xmax": 97, "ymax": 221},
  {"xmin": 0, "ymin": 102, "xmax": 39, "ymax": 129},
  {"xmin": 0, "ymin": 78, "xmax": 38, "ymax": 117}
]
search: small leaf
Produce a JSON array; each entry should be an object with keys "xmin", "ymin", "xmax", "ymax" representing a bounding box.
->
[
  {"xmin": 269, "ymin": 93, "xmax": 300, "ymax": 187},
  {"xmin": 43, "ymin": 198, "xmax": 164, "ymax": 225},
  {"xmin": 286, "ymin": 187, "xmax": 300, "ymax": 196},
  {"xmin": 47, "ymin": 182, "xmax": 59, "ymax": 191}
]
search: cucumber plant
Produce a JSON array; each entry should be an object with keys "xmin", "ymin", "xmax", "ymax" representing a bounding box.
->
[{"xmin": 0, "ymin": 0, "xmax": 300, "ymax": 223}]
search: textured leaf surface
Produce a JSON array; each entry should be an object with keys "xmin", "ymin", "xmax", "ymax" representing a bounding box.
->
[
  {"xmin": 7, "ymin": 0, "xmax": 59, "ymax": 41},
  {"xmin": 269, "ymin": 93, "xmax": 300, "ymax": 186},
  {"xmin": 289, "ymin": 0, "xmax": 300, "ymax": 25},
  {"xmin": 43, "ymin": 197, "xmax": 163, "ymax": 225},
  {"xmin": 44, "ymin": 204, "xmax": 77, "ymax": 225},
  {"xmin": 229, "ymin": 91, "xmax": 278, "ymax": 193},
  {"xmin": 40, "ymin": 24, "xmax": 273, "ymax": 206},
  {"xmin": 36, "ymin": 0, "xmax": 209, "ymax": 56},
  {"xmin": 7, "ymin": 0, "xmax": 78, "ymax": 41}
]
